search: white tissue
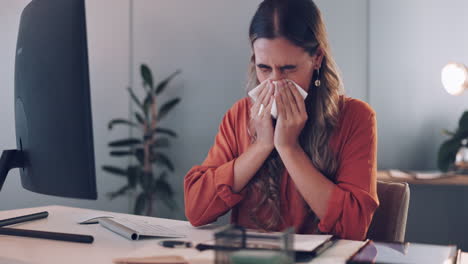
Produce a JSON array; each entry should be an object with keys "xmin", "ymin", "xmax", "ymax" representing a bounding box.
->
[{"xmin": 248, "ymin": 79, "xmax": 308, "ymax": 119}]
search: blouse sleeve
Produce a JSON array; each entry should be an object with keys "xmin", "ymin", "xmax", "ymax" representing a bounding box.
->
[
  {"xmin": 317, "ymin": 102, "xmax": 380, "ymax": 241},
  {"xmin": 184, "ymin": 102, "xmax": 246, "ymax": 227}
]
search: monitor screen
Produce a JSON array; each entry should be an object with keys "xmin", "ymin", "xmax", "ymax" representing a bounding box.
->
[{"xmin": 12, "ymin": 0, "xmax": 97, "ymax": 199}]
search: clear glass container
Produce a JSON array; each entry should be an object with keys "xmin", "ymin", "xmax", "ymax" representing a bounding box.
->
[{"xmin": 214, "ymin": 225, "xmax": 294, "ymax": 264}]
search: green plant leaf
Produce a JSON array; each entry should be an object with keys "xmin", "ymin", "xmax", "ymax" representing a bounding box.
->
[
  {"xmin": 108, "ymin": 119, "xmax": 137, "ymax": 130},
  {"xmin": 157, "ymin": 98, "xmax": 181, "ymax": 121},
  {"xmin": 135, "ymin": 148, "xmax": 144, "ymax": 164},
  {"xmin": 442, "ymin": 129, "xmax": 455, "ymax": 137},
  {"xmin": 140, "ymin": 171, "xmax": 154, "ymax": 192},
  {"xmin": 109, "ymin": 150, "xmax": 134, "ymax": 157},
  {"xmin": 153, "ymin": 178, "xmax": 174, "ymax": 197},
  {"xmin": 437, "ymin": 137, "xmax": 461, "ymax": 172},
  {"xmin": 159, "ymin": 171, "xmax": 168, "ymax": 180},
  {"xmin": 140, "ymin": 64, "xmax": 154, "ymax": 90},
  {"xmin": 155, "ymin": 70, "xmax": 181, "ymax": 95},
  {"xmin": 108, "ymin": 138, "xmax": 142, "ymax": 147},
  {"xmin": 152, "ymin": 138, "xmax": 170, "ymax": 148},
  {"xmin": 457, "ymin": 111, "xmax": 468, "ymax": 135},
  {"xmin": 128, "ymin": 87, "xmax": 144, "ymax": 111},
  {"xmin": 154, "ymin": 127, "xmax": 178, "ymax": 138},
  {"xmin": 143, "ymin": 94, "xmax": 154, "ymax": 116},
  {"xmin": 153, "ymin": 178, "xmax": 177, "ymax": 210},
  {"xmin": 134, "ymin": 192, "xmax": 147, "ymax": 215},
  {"xmin": 127, "ymin": 166, "xmax": 140, "ymax": 188},
  {"xmin": 135, "ymin": 112, "xmax": 146, "ymax": 125},
  {"xmin": 152, "ymin": 152, "xmax": 174, "ymax": 171},
  {"xmin": 107, "ymin": 185, "xmax": 133, "ymax": 200},
  {"xmin": 102, "ymin": 165, "xmax": 127, "ymax": 176}
]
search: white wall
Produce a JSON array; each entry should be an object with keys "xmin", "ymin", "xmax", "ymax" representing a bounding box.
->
[
  {"xmin": 370, "ymin": 0, "xmax": 468, "ymax": 170},
  {"xmin": 0, "ymin": 0, "xmax": 133, "ymax": 213},
  {"xmin": 317, "ymin": 0, "xmax": 369, "ymax": 101}
]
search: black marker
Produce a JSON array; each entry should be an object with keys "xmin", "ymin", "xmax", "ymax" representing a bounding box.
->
[{"xmin": 0, "ymin": 211, "xmax": 49, "ymax": 227}]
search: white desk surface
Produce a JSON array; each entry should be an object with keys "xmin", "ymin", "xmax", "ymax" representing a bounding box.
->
[{"xmin": 0, "ymin": 205, "xmax": 466, "ymax": 264}]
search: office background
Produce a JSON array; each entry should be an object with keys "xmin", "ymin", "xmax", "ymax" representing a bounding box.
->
[{"xmin": 0, "ymin": 0, "xmax": 467, "ymax": 248}]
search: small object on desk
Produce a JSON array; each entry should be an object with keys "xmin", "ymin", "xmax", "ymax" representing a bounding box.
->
[
  {"xmin": 99, "ymin": 217, "xmax": 186, "ymax": 240},
  {"xmin": 159, "ymin": 240, "xmax": 193, "ymax": 248},
  {"xmin": 0, "ymin": 211, "xmax": 48, "ymax": 227},
  {"xmin": 388, "ymin": 169, "xmax": 453, "ymax": 180},
  {"xmin": 0, "ymin": 227, "xmax": 94, "ymax": 243},
  {"xmin": 210, "ymin": 225, "xmax": 295, "ymax": 264},
  {"xmin": 78, "ymin": 215, "xmax": 114, "ymax": 225}
]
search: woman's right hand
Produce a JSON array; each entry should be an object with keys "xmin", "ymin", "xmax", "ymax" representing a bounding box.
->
[{"xmin": 250, "ymin": 80, "xmax": 275, "ymax": 150}]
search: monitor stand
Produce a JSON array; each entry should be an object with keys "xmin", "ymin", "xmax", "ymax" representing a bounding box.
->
[
  {"xmin": 0, "ymin": 150, "xmax": 24, "ymax": 191},
  {"xmin": 0, "ymin": 149, "xmax": 94, "ymax": 243}
]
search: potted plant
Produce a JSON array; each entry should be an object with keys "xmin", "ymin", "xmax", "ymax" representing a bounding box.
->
[
  {"xmin": 438, "ymin": 111, "xmax": 468, "ymax": 172},
  {"xmin": 102, "ymin": 64, "xmax": 181, "ymax": 215}
]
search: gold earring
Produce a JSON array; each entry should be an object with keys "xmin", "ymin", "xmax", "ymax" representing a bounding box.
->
[{"xmin": 314, "ymin": 68, "xmax": 321, "ymax": 87}]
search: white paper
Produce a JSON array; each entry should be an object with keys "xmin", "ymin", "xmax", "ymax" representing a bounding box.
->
[
  {"xmin": 308, "ymin": 240, "xmax": 368, "ymax": 264},
  {"xmin": 248, "ymin": 79, "xmax": 308, "ymax": 119},
  {"xmin": 389, "ymin": 170, "xmax": 448, "ymax": 180},
  {"xmin": 294, "ymin": 234, "xmax": 333, "ymax": 251}
]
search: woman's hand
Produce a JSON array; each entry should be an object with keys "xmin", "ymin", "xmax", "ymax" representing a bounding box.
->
[
  {"xmin": 274, "ymin": 79, "xmax": 308, "ymax": 152},
  {"xmin": 250, "ymin": 80, "xmax": 275, "ymax": 150}
]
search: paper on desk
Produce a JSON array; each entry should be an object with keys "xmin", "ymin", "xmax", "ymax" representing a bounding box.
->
[
  {"xmin": 389, "ymin": 170, "xmax": 447, "ymax": 180},
  {"xmin": 113, "ymin": 247, "xmax": 214, "ymax": 264},
  {"xmin": 294, "ymin": 234, "xmax": 333, "ymax": 251}
]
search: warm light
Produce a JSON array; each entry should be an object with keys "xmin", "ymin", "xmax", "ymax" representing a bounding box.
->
[{"xmin": 441, "ymin": 63, "xmax": 468, "ymax": 96}]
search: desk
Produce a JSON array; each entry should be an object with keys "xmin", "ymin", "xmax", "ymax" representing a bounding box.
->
[
  {"xmin": 0, "ymin": 206, "xmax": 466, "ymax": 264},
  {"xmin": 377, "ymin": 170, "xmax": 468, "ymax": 186}
]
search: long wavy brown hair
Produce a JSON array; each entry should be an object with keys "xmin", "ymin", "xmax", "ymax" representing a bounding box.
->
[{"xmin": 246, "ymin": 0, "xmax": 344, "ymax": 231}]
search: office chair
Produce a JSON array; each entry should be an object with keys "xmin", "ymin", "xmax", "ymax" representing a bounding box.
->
[{"xmin": 367, "ymin": 181, "xmax": 410, "ymax": 243}]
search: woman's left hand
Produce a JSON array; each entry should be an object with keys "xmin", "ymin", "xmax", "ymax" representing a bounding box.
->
[{"xmin": 274, "ymin": 80, "xmax": 308, "ymax": 152}]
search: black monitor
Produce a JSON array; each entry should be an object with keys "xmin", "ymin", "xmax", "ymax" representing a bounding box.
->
[{"xmin": 0, "ymin": 0, "xmax": 97, "ymax": 200}]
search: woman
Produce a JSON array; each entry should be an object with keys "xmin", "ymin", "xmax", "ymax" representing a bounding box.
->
[{"xmin": 184, "ymin": 0, "xmax": 378, "ymax": 241}]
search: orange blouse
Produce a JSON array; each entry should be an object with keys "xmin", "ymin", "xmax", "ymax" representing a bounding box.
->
[{"xmin": 184, "ymin": 96, "xmax": 379, "ymax": 241}]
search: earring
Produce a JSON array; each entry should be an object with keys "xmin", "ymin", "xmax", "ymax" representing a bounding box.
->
[{"xmin": 314, "ymin": 68, "xmax": 321, "ymax": 87}]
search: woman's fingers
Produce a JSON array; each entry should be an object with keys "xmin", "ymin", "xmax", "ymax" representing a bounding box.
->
[
  {"xmin": 252, "ymin": 80, "xmax": 273, "ymax": 118},
  {"xmin": 279, "ymin": 80, "xmax": 294, "ymax": 118},
  {"xmin": 275, "ymin": 81, "xmax": 287, "ymax": 120},
  {"xmin": 286, "ymin": 80, "xmax": 302, "ymax": 114}
]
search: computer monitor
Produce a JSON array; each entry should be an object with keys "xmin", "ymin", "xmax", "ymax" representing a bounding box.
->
[{"xmin": 0, "ymin": 0, "xmax": 97, "ymax": 200}]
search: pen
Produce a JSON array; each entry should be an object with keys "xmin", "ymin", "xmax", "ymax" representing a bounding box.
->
[
  {"xmin": 0, "ymin": 211, "xmax": 49, "ymax": 227},
  {"xmin": 0, "ymin": 227, "xmax": 94, "ymax": 244}
]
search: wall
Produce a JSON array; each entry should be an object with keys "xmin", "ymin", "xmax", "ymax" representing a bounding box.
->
[
  {"xmin": 370, "ymin": 0, "xmax": 468, "ymax": 170},
  {"xmin": 369, "ymin": 0, "xmax": 468, "ymax": 250}
]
